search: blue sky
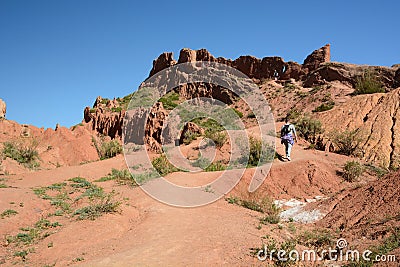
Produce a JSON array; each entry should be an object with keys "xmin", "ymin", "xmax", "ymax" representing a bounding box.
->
[{"xmin": 0, "ymin": 0, "xmax": 399, "ymax": 129}]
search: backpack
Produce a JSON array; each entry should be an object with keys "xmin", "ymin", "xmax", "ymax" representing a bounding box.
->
[{"xmin": 281, "ymin": 124, "xmax": 291, "ymax": 137}]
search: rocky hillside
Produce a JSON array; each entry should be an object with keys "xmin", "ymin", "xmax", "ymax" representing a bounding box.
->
[{"xmin": 82, "ymin": 45, "xmax": 400, "ymax": 168}]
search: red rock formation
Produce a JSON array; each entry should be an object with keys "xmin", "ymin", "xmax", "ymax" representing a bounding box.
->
[
  {"xmin": 149, "ymin": 52, "xmax": 177, "ymax": 77},
  {"xmin": 281, "ymin": 61, "xmax": 303, "ymax": 80},
  {"xmin": 302, "ymin": 44, "xmax": 331, "ymax": 73},
  {"xmin": 83, "ymin": 96, "xmax": 125, "ymax": 139},
  {"xmin": 150, "ymin": 46, "xmax": 331, "ymax": 82},
  {"xmin": 144, "ymin": 102, "xmax": 167, "ymax": 152}
]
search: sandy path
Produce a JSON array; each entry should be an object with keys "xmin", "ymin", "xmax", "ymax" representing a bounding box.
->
[{"xmin": 0, "ymin": 141, "xmax": 349, "ymax": 266}]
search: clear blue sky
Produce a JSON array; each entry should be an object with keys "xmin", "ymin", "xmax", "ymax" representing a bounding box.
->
[{"xmin": 1, "ymin": 0, "xmax": 399, "ymax": 129}]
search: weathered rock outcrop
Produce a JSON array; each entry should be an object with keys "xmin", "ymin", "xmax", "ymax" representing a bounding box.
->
[
  {"xmin": 0, "ymin": 98, "xmax": 6, "ymax": 119},
  {"xmin": 149, "ymin": 45, "xmax": 398, "ymax": 91},
  {"xmin": 303, "ymin": 62, "xmax": 397, "ymax": 88},
  {"xmin": 302, "ymin": 44, "xmax": 331, "ymax": 73},
  {"xmin": 144, "ymin": 102, "xmax": 167, "ymax": 152},
  {"xmin": 150, "ymin": 48, "xmax": 291, "ymax": 81},
  {"xmin": 149, "ymin": 52, "xmax": 177, "ymax": 77},
  {"xmin": 317, "ymin": 88, "xmax": 400, "ymax": 168},
  {"xmin": 83, "ymin": 96, "xmax": 124, "ymax": 139}
]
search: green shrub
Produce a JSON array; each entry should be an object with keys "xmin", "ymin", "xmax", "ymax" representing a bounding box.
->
[
  {"xmin": 158, "ymin": 92, "xmax": 180, "ymax": 110},
  {"xmin": 331, "ymin": 129, "xmax": 362, "ymax": 156},
  {"xmin": 343, "ymin": 161, "xmax": 364, "ymax": 182},
  {"xmin": 205, "ymin": 131, "xmax": 227, "ymax": 149},
  {"xmin": 354, "ymin": 70, "xmax": 385, "ymax": 95},
  {"xmin": 192, "ymin": 117, "xmax": 225, "ymax": 133},
  {"xmin": 73, "ymin": 190, "xmax": 120, "ymax": 220},
  {"xmin": 205, "ymin": 161, "xmax": 227, "ymax": 172},
  {"xmin": 1, "ymin": 209, "xmax": 18, "ymax": 218},
  {"xmin": 310, "ymin": 85, "xmax": 323, "ymax": 94},
  {"xmin": 1, "ymin": 139, "xmax": 40, "ymax": 169},
  {"xmin": 93, "ymin": 139, "xmax": 122, "ymax": 160},
  {"xmin": 312, "ymin": 101, "xmax": 335, "ymax": 112},
  {"xmin": 238, "ymin": 136, "xmax": 275, "ymax": 167},
  {"xmin": 152, "ymin": 154, "xmax": 180, "ymax": 176},
  {"xmin": 296, "ymin": 229, "xmax": 335, "ymax": 249},
  {"xmin": 232, "ymin": 108, "xmax": 243, "ymax": 118},
  {"xmin": 111, "ymin": 107, "xmax": 122, "ymax": 113},
  {"xmin": 96, "ymin": 168, "xmax": 137, "ymax": 186},
  {"xmin": 182, "ymin": 131, "xmax": 201, "ymax": 145},
  {"xmin": 294, "ymin": 115, "xmax": 323, "ymax": 144},
  {"xmin": 248, "ymin": 136, "xmax": 263, "ymax": 167},
  {"xmin": 227, "ymin": 195, "xmax": 280, "ymax": 222},
  {"xmin": 191, "ymin": 156, "xmax": 211, "ymax": 169}
]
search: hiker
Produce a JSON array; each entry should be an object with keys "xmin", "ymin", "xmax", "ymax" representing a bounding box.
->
[
  {"xmin": 280, "ymin": 118, "xmax": 298, "ymax": 161},
  {"xmin": 273, "ymin": 70, "xmax": 279, "ymax": 81}
]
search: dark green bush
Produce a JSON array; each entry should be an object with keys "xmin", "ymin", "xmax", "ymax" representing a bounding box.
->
[
  {"xmin": 1, "ymin": 140, "xmax": 39, "ymax": 169},
  {"xmin": 331, "ymin": 129, "xmax": 362, "ymax": 156},
  {"xmin": 342, "ymin": 161, "xmax": 364, "ymax": 182},
  {"xmin": 294, "ymin": 115, "xmax": 323, "ymax": 144},
  {"xmin": 354, "ymin": 70, "xmax": 385, "ymax": 95},
  {"xmin": 232, "ymin": 108, "xmax": 243, "ymax": 118},
  {"xmin": 152, "ymin": 154, "xmax": 180, "ymax": 176},
  {"xmin": 111, "ymin": 107, "xmax": 122, "ymax": 113},
  {"xmin": 205, "ymin": 131, "xmax": 227, "ymax": 149},
  {"xmin": 312, "ymin": 101, "xmax": 335, "ymax": 112},
  {"xmin": 93, "ymin": 138, "xmax": 122, "ymax": 160},
  {"xmin": 158, "ymin": 92, "xmax": 180, "ymax": 110}
]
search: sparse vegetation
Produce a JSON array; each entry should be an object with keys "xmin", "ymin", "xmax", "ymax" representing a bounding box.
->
[
  {"xmin": 182, "ymin": 131, "xmax": 201, "ymax": 145},
  {"xmin": 331, "ymin": 129, "xmax": 362, "ymax": 156},
  {"xmin": 96, "ymin": 168, "xmax": 137, "ymax": 186},
  {"xmin": 342, "ymin": 161, "xmax": 364, "ymax": 182},
  {"xmin": 232, "ymin": 108, "xmax": 243, "ymax": 118},
  {"xmin": 6, "ymin": 218, "xmax": 61, "ymax": 247},
  {"xmin": 296, "ymin": 229, "xmax": 335, "ymax": 249},
  {"xmin": 1, "ymin": 209, "xmax": 18, "ymax": 218},
  {"xmin": 309, "ymin": 85, "xmax": 323, "ymax": 94},
  {"xmin": 204, "ymin": 161, "xmax": 227, "ymax": 172},
  {"xmin": 204, "ymin": 131, "xmax": 227, "ymax": 149},
  {"xmin": 111, "ymin": 106, "xmax": 122, "ymax": 113},
  {"xmin": 131, "ymin": 170, "xmax": 159, "ymax": 184},
  {"xmin": 354, "ymin": 70, "xmax": 385, "ymax": 95},
  {"xmin": 226, "ymin": 195, "xmax": 280, "ymax": 224},
  {"xmin": 364, "ymin": 163, "xmax": 388, "ymax": 178},
  {"xmin": 152, "ymin": 154, "xmax": 180, "ymax": 176},
  {"xmin": 345, "ymin": 227, "xmax": 400, "ymax": 267},
  {"xmin": 158, "ymin": 91, "xmax": 180, "ymax": 110},
  {"xmin": 32, "ymin": 178, "xmax": 120, "ymax": 219},
  {"xmin": 92, "ymin": 137, "xmax": 122, "ymax": 160},
  {"xmin": 312, "ymin": 100, "xmax": 335, "ymax": 112},
  {"xmin": 286, "ymin": 108, "xmax": 301, "ymax": 122},
  {"xmin": 73, "ymin": 190, "xmax": 120, "ymax": 220},
  {"xmin": 1, "ymin": 139, "xmax": 40, "ymax": 169},
  {"xmin": 294, "ymin": 115, "xmax": 323, "ymax": 144},
  {"xmin": 191, "ymin": 117, "xmax": 225, "ymax": 133},
  {"xmin": 247, "ymin": 136, "xmax": 273, "ymax": 167}
]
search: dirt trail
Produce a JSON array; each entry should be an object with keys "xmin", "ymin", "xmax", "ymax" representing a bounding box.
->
[{"xmin": 1, "ymin": 142, "xmax": 350, "ymax": 266}]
